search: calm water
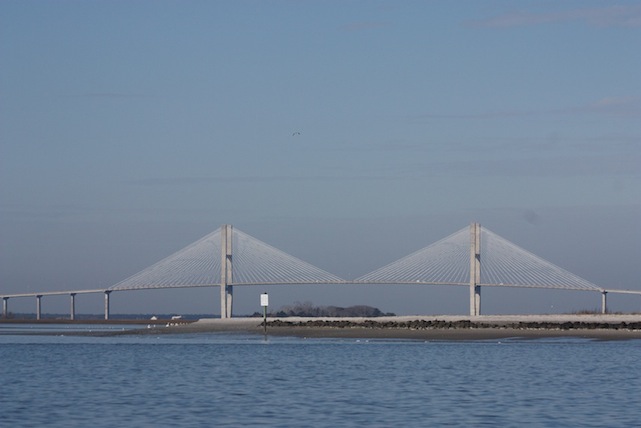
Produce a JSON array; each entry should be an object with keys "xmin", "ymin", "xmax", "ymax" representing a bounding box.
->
[{"xmin": 1, "ymin": 326, "xmax": 640, "ymax": 427}]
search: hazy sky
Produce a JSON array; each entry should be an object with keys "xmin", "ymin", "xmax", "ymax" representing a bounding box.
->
[{"xmin": 1, "ymin": 0, "xmax": 640, "ymax": 316}]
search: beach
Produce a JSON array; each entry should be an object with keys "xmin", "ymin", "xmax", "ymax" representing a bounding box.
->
[
  {"xmin": 163, "ymin": 314, "xmax": 641, "ymax": 340},
  {"xmin": 5, "ymin": 314, "xmax": 641, "ymax": 340}
]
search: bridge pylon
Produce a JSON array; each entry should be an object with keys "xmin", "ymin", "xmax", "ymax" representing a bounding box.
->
[
  {"xmin": 104, "ymin": 291, "xmax": 111, "ymax": 320},
  {"xmin": 220, "ymin": 224, "xmax": 233, "ymax": 318},
  {"xmin": 470, "ymin": 222, "xmax": 481, "ymax": 316}
]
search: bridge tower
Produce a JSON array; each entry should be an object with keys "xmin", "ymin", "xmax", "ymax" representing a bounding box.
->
[
  {"xmin": 469, "ymin": 222, "xmax": 481, "ymax": 316},
  {"xmin": 104, "ymin": 291, "xmax": 111, "ymax": 320},
  {"xmin": 220, "ymin": 224, "xmax": 233, "ymax": 318},
  {"xmin": 70, "ymin": 293, "xmax": 76, "ymax": 321}
]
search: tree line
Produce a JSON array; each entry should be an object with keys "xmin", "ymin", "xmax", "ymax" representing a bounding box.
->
[{"xmin": 253, "ymin": 301, "xmax": 395, "ymax": 318}]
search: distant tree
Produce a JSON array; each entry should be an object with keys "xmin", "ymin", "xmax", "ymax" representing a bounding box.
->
[{"xmin": 267, "ymin": 302, "xmax": 394, "ymax": 317}]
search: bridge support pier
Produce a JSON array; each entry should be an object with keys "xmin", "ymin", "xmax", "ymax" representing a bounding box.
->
[
  {"xmin": 220, "ymin": 224, "xmax": 233, "ymax": 319},
  {"xmin": 104, "ymin": 291, "xmax": 111, "ymax": 320},
  {"xmin": 469, "ymin": 223, "xmax": 481, "ymax": 317},
  {"xmin": 3, "ymin": 297, "xmax": 8, "ymax": 318},
  {"xmin": 601, "ymin": 291, "xmax": 608, "ymax": 314},
  {"xmin": 36, "ymin": 295, "xmax": 42, "ymax": 320},
  {"xmin": 70, "ymin": 293, "xmax": 76, "ymax": 321}
]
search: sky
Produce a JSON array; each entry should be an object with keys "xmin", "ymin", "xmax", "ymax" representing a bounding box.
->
[{"xmin": 1, "ymin": 0, "xmax": 640, "ymax": 317}]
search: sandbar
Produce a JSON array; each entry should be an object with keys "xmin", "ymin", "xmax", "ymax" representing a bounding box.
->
[{"xmin": 163, "ymin": 314, "xmax": 641, "ymax": 341}]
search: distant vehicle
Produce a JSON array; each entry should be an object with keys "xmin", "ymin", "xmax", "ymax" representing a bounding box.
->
[{"xmin": 171, "ymin": 315, "xmax": 182, "ymax": 320}]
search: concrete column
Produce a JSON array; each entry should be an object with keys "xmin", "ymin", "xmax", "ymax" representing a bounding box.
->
[
  {"xmin": 36, "ymin": 295, "xmax": 42, "ymax": 320},
  {"xmin": 469, "ymin": 223, "xmax": 481, "ymax": 317},
  {"xmin": 70, "ymin": 293, "xmax": 76, "ymax": 321},
  {"xmin": 2, "ymin": 297, "xmax": 8, "ymax": 319},
  {"xmin": 220, "ymin": 224, "xmax": 233, "ymax": 318},
  {"xmin": 601, "ymin": 291, "xmax": 608, "ymax": 314},
  {"xmin": 104, "ymin": 291, "xmax": 111, "ymax": 320}
]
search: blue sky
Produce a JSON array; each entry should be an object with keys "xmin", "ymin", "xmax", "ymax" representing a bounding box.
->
[{"xmin": 1, "ymin": 0, "xmax": 640, "ymax": 316}]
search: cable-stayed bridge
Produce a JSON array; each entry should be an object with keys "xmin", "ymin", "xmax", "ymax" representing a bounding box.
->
[{"xmin": 2, "ymin": 223, "xmax": 636, "ymax": 319}]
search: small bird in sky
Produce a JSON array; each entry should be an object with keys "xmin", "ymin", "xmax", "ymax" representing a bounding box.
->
[{"xmin": 292, "ymin": 131, "xmax": 301, "ymax": 136}]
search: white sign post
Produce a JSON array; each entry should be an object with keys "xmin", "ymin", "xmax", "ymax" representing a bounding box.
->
[{"xmin": 260, "ymin": 293, "xmax": 269, "ymax": 335}]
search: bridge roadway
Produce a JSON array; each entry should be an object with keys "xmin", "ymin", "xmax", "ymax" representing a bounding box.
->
[
  {"xmin": 2, "ymin": 282, "xmax": 640, "ymax": 321},
  {"xmin": 2, "ymin": 223, "xmax": 639, "ymax": 320}
]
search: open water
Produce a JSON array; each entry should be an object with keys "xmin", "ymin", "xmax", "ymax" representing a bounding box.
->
[{"xmin": 1, "ymin": 325, "xmax": 640, "ymax": 427}]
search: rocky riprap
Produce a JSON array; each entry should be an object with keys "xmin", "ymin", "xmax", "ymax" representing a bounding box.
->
[{"xmin": 265, "ymin": 319, "xmax": 641, "ymax": 331}]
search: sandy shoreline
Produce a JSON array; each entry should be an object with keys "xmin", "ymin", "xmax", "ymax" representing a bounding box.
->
[
  {"xmin": 5, "ymin": 314, "xmax": 641, "ymax": 340},
  {"xmin": 162, "ymin": 314, "xmax": 641, "ymax": 341}
]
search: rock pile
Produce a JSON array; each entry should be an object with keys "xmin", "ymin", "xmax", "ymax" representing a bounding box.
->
[{"xmin": 265, "ymin": 319, "xmax": 641, "ymax": 331}]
